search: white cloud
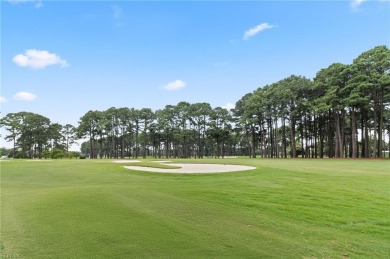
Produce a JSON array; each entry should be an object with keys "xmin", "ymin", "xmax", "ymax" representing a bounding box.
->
[
  {"xmin": 350, "ymin": 0, "xmax": 366, "ymax": 8},
  {"xmin": 163, "ymin": 80, "xmax": 186, "ymax": 91},
  {"xmin": 13, "ymin": 49, "xmax": 69, "ymax": 69},
  {"xmin": 351, "ymin": 0, "xmax": 390, "ymax": 9},
  {"xmin": 0, "ymin": 96, "xmax": 8, "ymax": 104},
  {"xmin": 243, "ymin": 23, "xmax": 274, "ymax": 40},
  {"xmin": 13, "ymin": 92, "xmax": 38, "ymax": 101},
  {"xmin": 222, "ymin": 102, "xmax": 235, "ymax": 111},
  {"xmin": 8, "ymin": 0, "xmax": 42, "ymax": 9}
]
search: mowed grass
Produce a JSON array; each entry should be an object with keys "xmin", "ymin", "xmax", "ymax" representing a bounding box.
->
[{"xmin": 1, "ymin": 158, "xmax": 389, "ymax": 258}]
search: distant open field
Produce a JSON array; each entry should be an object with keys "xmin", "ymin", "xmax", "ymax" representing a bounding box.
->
[{"xmin": 1, "ymin": 158, "xmax": 389, "ymax": 258}]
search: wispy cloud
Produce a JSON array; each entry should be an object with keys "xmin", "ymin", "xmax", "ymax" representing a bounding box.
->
[
  {"xmin": 243, "ymin": 23, "xmax": 274, "ymax": 40},
  {"xmin": 8, "ymin": 0, "xmax": 43, "ymax": 9},
  {"xmin": 111, "ymin": 5, "xmax": 124, "ymax": 26},
  {"xmin": 163, "ymin": 80, "xmax": 186, "ymax": 91},
  {"xmin": 13, "ymin": 49, "xmax": 69, "ymax": 69},
  {"xmin": 350, "ymin": 0, "xmax": 366, "ymax": 8},
  {"xmin": 0, "ymin": 96, "xmax": 8, "ymax": 104},
  {"xmin": 14, "ymin": 92, "xmax": 38, "ymax": 101},
  {"xmin": 112, "ymin": 5, "xmax": 122, "ymax": 19}
]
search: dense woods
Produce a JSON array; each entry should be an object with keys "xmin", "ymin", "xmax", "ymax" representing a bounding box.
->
[{"xmin": 1, "ymin": 46, "xmax": 389, "ymax": 159}]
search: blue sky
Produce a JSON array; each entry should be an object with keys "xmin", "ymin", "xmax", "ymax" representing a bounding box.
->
[{"xmin": 1, "ymin": 0, "xmax": 389, "ymax": 149}]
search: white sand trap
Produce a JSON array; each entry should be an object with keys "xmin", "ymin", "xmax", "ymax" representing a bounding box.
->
[
  {"xmin": 113, "ymin": 160, "xmax": 141, "ymax": 163},
  {"xmin": 152, "ymin": 160, "xmax": 172, "ymax": 163},
  {"xmin": 124, "ymin": 163, "xmax": 256, "ymax": 174}
]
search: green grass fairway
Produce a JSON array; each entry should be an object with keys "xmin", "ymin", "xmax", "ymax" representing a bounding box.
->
[{"xmin": 1, "ymin": 158, "xmax": 389, "ymax": 258}]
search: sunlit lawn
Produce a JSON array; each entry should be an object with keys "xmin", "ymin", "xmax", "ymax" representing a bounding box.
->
[{"xmin": 1, "ymin": 158, "xmax": 389, "ymax": 258}]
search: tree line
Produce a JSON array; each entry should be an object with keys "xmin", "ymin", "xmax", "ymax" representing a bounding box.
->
[
  {"xmin": 1, "ymin": 45, "xmax": 389, "ymax": 159},
  {"xmin": 0, "ymin": 111, "xmax": 79, "ymax": 158}
]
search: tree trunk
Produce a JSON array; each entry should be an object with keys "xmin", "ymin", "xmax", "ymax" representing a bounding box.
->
[
  {"xmin": 135, "ymin": 121, "xmax": 139, "ymax": 158},
  {"xmin": 300, "ymin": 118, "xmax": 304, "ymax": 158},
  {"xmin": 121, "ymin": 130, "xmax": 125, "ymax": 158},
  {"xmin": 275, "ymin": 119, "xmax": 279, "ymax": 158},
  {"xmin": 268, "ymin": 118, "xmax": 274, "ymax": 158},
  {"xmin": 378, "ymin": 88, "xmax": 384, "ymax": 158},
  {"xmin": 341, "ymin": 111, "xmax": 346, "ymax": 158},
  {"xmin": 317, "ymin": 115, "xmax": 323, "ymax": 158},
  {"xmin": 143, "ymin": 122, "xmax": 147, "ymax": 159},
  {"xmin": 351, "ymin": 109, "xmax": 358, "ymax": 158},
  {"xmin": 335, "ymin": 111, "xmax": 343, "ymax": 158},
  {"xmin": 364, "ymin": 114, "xmax": 370, "ymax": 157},
  {"xmin": 251, "ymin": 126, "xmax": 256, "ymax": 158},
  {"xmin": 360, "ymin": 114, "xmax": 364, "ymax": 158},
  {"xmin": 328, "ymin": 111, "xmax": 334, "ymax": 158},
  {"xmin": 373, "ymin": 108, "xmax": 378, "ymax": 158},
  {"xmin": 201, "ymin": 128, "xmax": 206, "ymax": 158},
  {"xmin": 304, "ymin": 115, "xmax": 309, "ymax": 158},
  {"xmin": 197, "ymin": 129, "xmax": 201, "ymax": 158},
  {"xmin": 290, "ymin": 113, "xmax": 296, "ymax": 158},
  {"xmin": 89, "ymin": 131, "xmax": 94, "ymax": 159},
  {"xmin": 38, "ymin": 144, "xmax": 42, "ymax": 159},
  {"xmin": 282, "ymin": 118, "xmax": 287, "ymax": 158},
  {"xmin": 111, "ymin": 132, "xmax": 115, "ymax": 159},
  {"xmin": 221, "ymin": 138, "xmax": 225, "ymax": 158},
  {"xmin": 13, "ymin": 135, "xmax": 16, "ymax": 158}
]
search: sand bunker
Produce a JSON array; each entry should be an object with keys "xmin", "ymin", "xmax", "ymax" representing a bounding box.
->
[
  {"xmin": 123, "ymin": 163, "xmax": 255, "ymax": 174},
  {"xmin": 113, "ymin": 160, "xmax": 141, "ymax": 163}
]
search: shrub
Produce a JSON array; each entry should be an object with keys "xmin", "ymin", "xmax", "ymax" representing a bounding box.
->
[
  {"xmin": 51, "ymin": 148, "xmax": 65, "ymax": 159},
  {"xmin": 68, "ymin": 151, "xmax": 81, "ymax": 159}
]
